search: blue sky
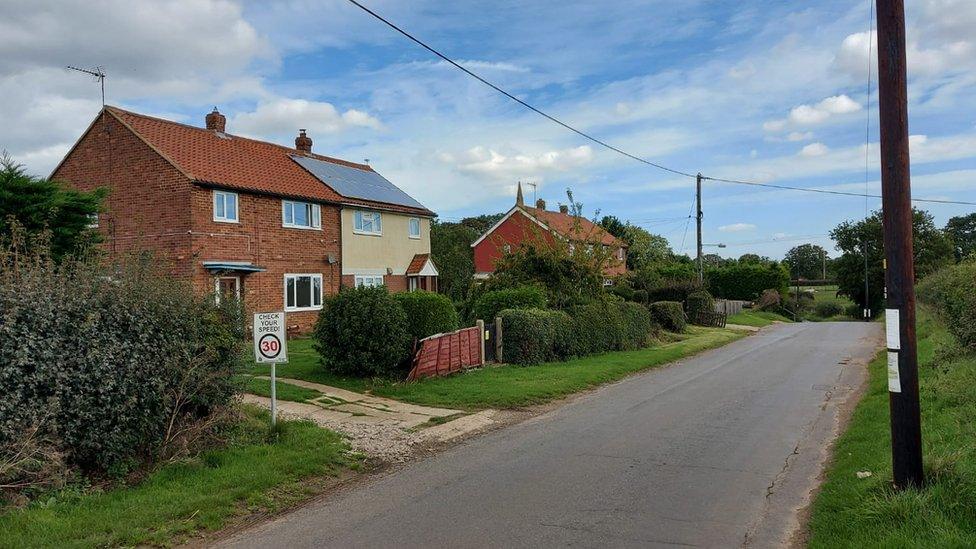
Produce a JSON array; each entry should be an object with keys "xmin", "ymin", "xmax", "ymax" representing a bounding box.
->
[{"xmin": 2, "ymin": 0, "xmax": 974, "ymax": 258}]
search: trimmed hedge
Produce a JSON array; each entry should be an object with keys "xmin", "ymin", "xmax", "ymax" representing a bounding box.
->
[
  {"xmin": 649, "ymin": 301, "xmax": 686, "ymax": 332},
  {"xmin": 394, "ymin": 291, "xmax": 459, "ymax": 341},
  {"xmin": 686, "ymin": 290, "xmax": 714, "ymax": 317},
  {"xmin": 814, "ymin": 301, "xmax": 844, "ymax": 318},
  {"xmin": 646, "ymin": 279, "xmax": 702, "ymax": 303},
  {"xmin": 471, "ymin": 285, "xmax": 547, "ymax": 322},
  {"xmin": 314, "ymin": 286, "xmax": 412, "ymax": 377},
  {"xmin": 500, "ymin": 308, "xmax": 573, "ymax": 365},
  {"xmin": 706, "ymin": 263, "xmax": 789, "ymax": 300},
  {"xmin": 917, "ymin": 262, "xmax": 976, "ymax": 350}
]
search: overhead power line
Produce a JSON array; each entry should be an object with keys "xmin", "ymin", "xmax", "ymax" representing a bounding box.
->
[{"xmin": 345, "ymin": 0, "xmax": 976, "ymax": 208}]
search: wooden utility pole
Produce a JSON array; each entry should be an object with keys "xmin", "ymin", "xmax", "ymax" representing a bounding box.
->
[
  {"xmin": 696, "ymin": 173, "xmax": 703, "ymax": 284},
  {"xmin": 876, "ymin": 0, "xmax": 924, "ymax": 489}
]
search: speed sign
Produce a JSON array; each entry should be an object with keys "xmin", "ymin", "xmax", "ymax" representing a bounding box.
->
[{"xmin": 253, "ymin": 312, "xmax": 288, "ymax": 364}]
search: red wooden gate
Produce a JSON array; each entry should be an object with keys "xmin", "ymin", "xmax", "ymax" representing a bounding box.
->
[{"xmin": 406, "ymin": 326, "xmax": 483, "ymax": 381}]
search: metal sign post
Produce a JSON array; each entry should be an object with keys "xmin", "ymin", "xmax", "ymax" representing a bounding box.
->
[{"xmin": 253, "ymin": 312, "xmax": 289, "ymax": 427}]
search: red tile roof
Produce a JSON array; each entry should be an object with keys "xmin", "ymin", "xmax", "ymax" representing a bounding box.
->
[
  {"xmin": 106, "ymin": 106, "xmax": 433, "ymax": 216},
  {"xmin": 406, "ymin": 253, "xmax": 431, "ymax": 275},
  {"xmin": 521, "ymin": 206, "xmax": 626, "ymax": 247}
]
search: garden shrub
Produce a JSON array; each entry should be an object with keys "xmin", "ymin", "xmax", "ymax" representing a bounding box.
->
[
  {"xmin": 500, "ymin": 308, "xmax": 573, "ymax": 365},
  {"xmin": 0, "ymin": 239, "xmax": 245, "ymax": 478},
  {"xmin": 917, "ymin": 262, "xmax": 976, "ymax": 350},
  {"xmin": 616, "ymin": 301, "xmax": 654, "ymax": 349},
  {"xmin": 649, "ymin": 301, "xmax": 686, "ymax": 332},
  {"xmin": 814, "ymin": 301, "xmax": 844, "ymax": 318},
  {"xmin": 756, "ymin": 289, "xmax": 782, "ymax": 311},
  {"xmin": 706, "ymin": 263, "xmax": 789, "ymax": 300},
  {"xmin": 632, "ymin": 289, "xmax": 649, "ymax": 304},
  {"xmin": 314, "ymin": 286, "xmax": 412, "ymax": 377},
  {"xmin": 646, "ymin": 279, "xmax": 702, "ymax": 303},
  {"xmin": 570, "ymin": 301, "xmax": 622, "ymax": 356},
  {"xmin": 470, "ymin": 285, "xmax": 547, "ymax": 322},
  {"xmin": 686, "ymin": 290, "xmax": 714, "ymax": 317},
  {"xmin": 394, "ymin": 291, "xmax": 459, "ymax": 341},
  {"xmin": 845, "ymin": 303, "xmax": 863, "ymax": 319}
]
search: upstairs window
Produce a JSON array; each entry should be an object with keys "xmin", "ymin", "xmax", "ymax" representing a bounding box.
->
[
  {"xmin": 283, "ymin": 200, "xmax": 321, "ymax": 229},
  {"xmin": 284, "ymin": 274, "xmax": 323, "ymax": 311},
  {"xmin": 213, "ymin": 190, "xmax": 238, "ymax": 223},
  {"xmin": 408, "ymin": 217, "xmax": 421, "ymax": 239},
  {"xmin": 354, "ymin": 210, "xmax": 382, "ymax": 235}
]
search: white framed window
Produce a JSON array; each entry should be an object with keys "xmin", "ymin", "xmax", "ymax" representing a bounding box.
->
[
  {"xmin": 603, "ymin": 279, "xmax": 614, "ymax": 287},
  {"xmin": 282, "ymin": 200, "xmax": 321, "ymax": 229},
  {"xmin": 408, "ymin": 217, "xmax": 421, "ymax": 239},
  {"xmin": 213, "ymin": 190, "xmax": 238, "ymax": 223},
  {"xmin": 284, "ymin": 273, "xmax": 323, "ymax": 311},
  {"xmin": 408, "ymin": 277, "xmax": 418, "ymax": 291},
  {"xmin": 86, "ymin": 213, "xmax": 99, "ymax": 228},
  {"xmin": 618, "ymin": 248, "xmax": 625, "ymax": 261},
  {"xmin": 502, "ymin": 244, "xmax": 512, "ymax": 254},
  {"xmin": 353, "ymin": 210, "xmax": 382, "ymax": 235},
  {"xmin": 354, "ymin": 275, "xmax": 384, "ymax": 288}
]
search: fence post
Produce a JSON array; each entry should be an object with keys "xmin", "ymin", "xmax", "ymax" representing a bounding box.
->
[
  {"xmin": 476, "ymin": 319, "xmax": 486, "ymax": 365},
  {"xmin": 494, "ymin": 316, "xmax": 503, "ymax": 363}
]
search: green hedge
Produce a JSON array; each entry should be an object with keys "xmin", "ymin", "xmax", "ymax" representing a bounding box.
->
[
  {"xmin": 649, "ymin": 301, "xmax": 686, "ymax": 332},
  {"xmin": 500, "ymin": 308, "xmax": 573, "ymax": 365},
  {"xmin": 314, "ymin": 286, "xmax": 412, "ymax": 377},
  {"xmin": 471, "ymin": 285, "xmax": 547, "ymax": 322},
  {"xmin": 917, "ymin": 262, "xmax": 976, "ymax": 350},
  {"xmin": 706, "ymin": 263, "xmax": 789, "ymax": 300},
  {"xmin": 686, "ymin": 289, "xmax": 714, "ymax": 317},
  {"xmin": 646, "ymin": 279, "xmax": 702, "ymax": 303},
  {"xmin": 394, "ymin": 291, "xmax": 459, "ymax": 341}
]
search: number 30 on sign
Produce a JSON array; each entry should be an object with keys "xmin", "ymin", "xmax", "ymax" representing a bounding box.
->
[{"xmin": 253, "ymin": 312, "xmax": 288, "ymax": 364}]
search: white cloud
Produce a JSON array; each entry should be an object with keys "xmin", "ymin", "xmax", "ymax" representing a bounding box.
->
[
  {"xmin": 764, "ymin": 95, "xmax": 862, "ymax": 133},
  {"xmin": 799, "ymin": 142, "xmax": 829, "ymax": 157},
  {"xmin": 231, "ymin": 99, "xmax": 382, "ymax": 138},
  {"xmin": 719, "ymin": 223, "xmax": 757, "ymax": 233},
  {"xmin": 440, "ymin": 145, "xmax": 594, "ymax": 180},
  {"xmin": 787, "ymin": 131, "xmax": 814, "ymax": 142}
]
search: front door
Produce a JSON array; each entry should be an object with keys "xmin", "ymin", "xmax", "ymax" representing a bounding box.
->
[{"xmin": 215, "ymin": 276, "xmax": 240, "ymax": 304}]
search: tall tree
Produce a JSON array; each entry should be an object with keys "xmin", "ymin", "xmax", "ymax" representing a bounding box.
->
[
  {"xmin": 945, "ymin": 212, "xmax": 976, "ymax": 261},
  {"xmin": 784, "ymin": 244, "xmax": 828, "ymax": 280},
  {"xmin": 831, "ymin": 208, "xmax": 953, "ymax": 315},
  {"xmin": 429, "ymin": 221, "xmax": 480, "ymax": 302},
  {"xmin": 0, "ymin": 154, "xmax": 104, "ymax": 258},
  {"xmin": 599, "ymin": 216, "xmax": 671, "ymax": 270},
  {"xmin": 459, "ymin": 213, "xmax": 504, "ymax": 235}
]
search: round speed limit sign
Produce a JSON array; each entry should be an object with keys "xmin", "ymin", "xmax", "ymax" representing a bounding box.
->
[{"xmin": 258, "ymin": 333, "xmax": 282, "ymax": 360}]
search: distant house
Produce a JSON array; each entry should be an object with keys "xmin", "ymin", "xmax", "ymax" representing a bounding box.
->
[
  {"xmin": 52, "ymin": 106, "xmax": 437, "ymax": 332},
  {"xmin": 471, "ymin": 183, "xmax": 627, "ymax": 282}
]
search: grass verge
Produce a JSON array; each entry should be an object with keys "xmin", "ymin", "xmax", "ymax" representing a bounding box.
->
[
  {"xmin": 252, "ymin": 327, "xmax": 746, "ymax": 410},
  {"xmin": 727, "ymin": 310, "xmax": 792, "ymax": 327},
  {"xmin": 243, "ymin": 376, "xmax": 323, "ymax": 403},
  {"xmin": 807, "ymin": 308, "xmax": 976, "ymax": 547},
  {"xmin": 0, "ymin": 406, "xmax": 355, "ymax": 548}
]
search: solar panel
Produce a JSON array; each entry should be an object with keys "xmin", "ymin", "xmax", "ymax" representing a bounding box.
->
[{"xmin": 291, "ymin": 155, "xmax": 427, "ymax": 211}]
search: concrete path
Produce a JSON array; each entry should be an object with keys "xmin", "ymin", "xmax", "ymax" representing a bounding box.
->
[{"xmin": 223, "ymin": 322, "xmax": 882, "ymax": 548}]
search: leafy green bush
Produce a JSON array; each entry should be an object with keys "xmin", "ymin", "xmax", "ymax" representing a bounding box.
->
[
  {"xmin": 649, "ymin": 301, "xmax": 686, "ymax": 332},
  {"xmin": 0, "ymin": 238, "xmax": 244, "ymax": 477},
  {"xmin": 471, "ymin": 285, "xmax": 547, "ymax": 322},
  {"xmin": 570, "ymin": 300, "xmax": 654, "ymax": 355},
  {"xmin": 646, "ymin": 279, "xmax": 702, "ymax": 303},
  {"xmin": 394, "ymin": 291, "xmax": 459, "ymax": 341},
  {"xmin": 686, "ymin": 290, "xmax": 714, "ymax": 317},
  {"xmin": 706, "ymin": 263, "xmax": 789, "ymax": 300},
  {"xmin": 314, "ymin": 286, "xmax": 412, "ymax": 377},
  {"xmin": 845, "ymin": 303, "xmax": 863, "ymax": 319},
  {"xmin": 917, "ymin": 262, "xmax": 976, "ymax": 350},
  {"xmin": 632, "ymin": 289, "xmax": 649, "ymax": 304},
  {"xmin": 500, "ymin": 308, "xmax": 573, "ymax": 365},
  {"xmin": 814, "ymin": 301, "xmax": 844, "ymax": 318},
  {"xmin": 617, "ymin": 301, "xmax": 654, "ymax": 349}
]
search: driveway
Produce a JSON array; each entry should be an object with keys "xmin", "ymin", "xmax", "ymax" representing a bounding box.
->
[{"xmin": 219, "ymin": 322, "xmax": 882, "ymax": 548}]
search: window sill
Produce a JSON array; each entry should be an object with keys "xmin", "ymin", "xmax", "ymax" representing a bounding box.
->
[
  {"xmin": 282, "ymin": 224, "xmax": 321, "ymax": 231},
  {"xmin": 285, "ymin": 305, "xmax": 323, "ymax": 312},
  {"xmin": 353, "ymin": 230, "xmax": 383, "ymax": 237},
  {"xmin": 213, "ymin": 218, "xmax": 239, "ymax": 224},
  {"xmin": 408, "ymin": 235, "xmax": 421, "ymax": 240}
]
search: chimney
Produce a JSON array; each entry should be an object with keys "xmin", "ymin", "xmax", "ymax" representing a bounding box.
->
[
  {"xmin": 205, "ymin": 107, "xmax": 226, "ymax": 132},
  {"xmin": 295, "ymin": 129, "xmax": 313, "ymax": 153},
  {"xmin": 536, "ymin": 198, "xmax": 546, "ymax": 210},
  {"xmin": 559, "ymin": 204, "xmax": 569, "ymax": 214}
]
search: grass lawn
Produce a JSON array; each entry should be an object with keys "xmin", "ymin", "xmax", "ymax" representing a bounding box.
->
[
  {"xmin": 244, "ymin": 339, "xmax": 372, "ymax": 394},
  {"xmin": 0, "ymin": 407, "xmax": 356, "ymax": 548},
  {"xmin": 243, "ymin": 376, "xmax": 323, "ymax": 403},
  {"xmin": 727, "ymin": 310, "xmax": 793, "ymax": 327},
  {"xmin": 807, "ymin": 309, "xmax": 976, "ymax": 547},
  {"xmin": 250, "ymin": 327, "xmax": 746, "ymax": 410}
]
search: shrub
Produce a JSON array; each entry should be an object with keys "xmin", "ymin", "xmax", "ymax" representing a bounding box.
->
[
  {"xmin": 617, "ymin": 301, "xmax": 654, "ymax": 349},
  {"xmin": 314, "ymin": 286, "xmax": 412, "ymax": 377},
  {"xmin": 471, "ymin": 285, "xmax": 547, "ymax": 322},
  {"xmin": 394, "ymin": 291, "xmax": 459, "ymax": 341},
  {"xmin": 646, "ymin": 279, "xmax": 702, "ymax": 303},
  {"xmin": 0, "ymin": 238, "xmax": 244, "ymax": 478},
  {"xmin": 917, "ymin": 262, "xmax": 976, "ymax": 350},
  {"xmin": 632, "ymin": 289, "xmax": 649, "ymax": 304},
  {"xmin": 649, "ymin": 301, "xmax": 686, "ymax": 332},
  {"xmin": 570, "ymin": 301, "xmax": 622, "ymax": 356},
  {"xmin": 686, "ymin": 290, "xmax": 714, "ymax": 317},
  {"xmin": 500, "ymin": 308, "xmax": 573, "ymax": 365},
  {"xmin": 845, "ymin": 303, "xmax": 863, "ymax": 319},
  {"xmin": 756, "ymin": 289, "xmax": 782, "ymax": 311},
  {"xmin": 814, "ymin": 301, "xmax": 844, "ymax": 318},
  {"xmin": 706, "ymin": 263, "xmax": 790, "ymax": 300}
]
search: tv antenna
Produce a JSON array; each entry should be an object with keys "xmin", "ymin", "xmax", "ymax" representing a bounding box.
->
[
  {"xmin": 66, "ymin": 65, "xmax": 106, "ymax": 109},
  {"xmin": 525, "ymin": 181, "xmax": 537, "ymax": 203}
]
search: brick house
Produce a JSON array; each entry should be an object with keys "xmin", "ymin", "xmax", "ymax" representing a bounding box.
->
[
  {"xmin": 471, "ymin": 183, "xmax": 628, "ymax": 283},
  {"xmin": 51, "ymin": 106, "xmax": 437, "ymax": 332}
]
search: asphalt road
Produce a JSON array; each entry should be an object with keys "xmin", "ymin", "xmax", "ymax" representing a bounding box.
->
[{"xmin": 220, "ymin": 322, "xmax": 882, "ymax": 549}]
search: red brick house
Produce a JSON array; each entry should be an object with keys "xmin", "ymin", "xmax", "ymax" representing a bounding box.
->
[
  {"xmin": 471, "ymin": 183, "xmax": 628, "ymax": 282},
  {"xmin": 51, "ymin": 106, "xmax": 436, "ymax": 332}
]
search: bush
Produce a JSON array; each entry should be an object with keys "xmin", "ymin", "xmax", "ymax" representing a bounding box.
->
[
  {"xmin": 394, "ymin": 291, "xmax": 459, "ymax": 341},
  {"xmin": 845, "ymin": 303, "xmax": 863, "ymax": 319},
  {"xmin": 471, "ymin": 285, "xmax": 547, "ymax": 322},
  {"xmin": 686, "ymin": 290, "xmax": 714, "ymax": 317},
  {"xmin": 500, "ymin": 308, "xmax": 573, "ymax": 365},
  {"xmin": 617, "ymin": 301, "xmax": 654, "ymax": 349},
  {"xmin": 646, "ymin": 279, "xmax": 702, "ymax": 303},
  {"xmin": 814, "ymin": 301, "xmax": 844, "ymax": 318},
  {"xmin": 314, "ymin": 286, "xmax": 412, "ymax": 377},
  {"xmin": 632, "ymin": 289, "xmax": 649, "ymax": 304},
  {"xmin": 917, "ymin": 262, "xmax": 976, "ymax": 350},
  {"xmin": 706, "ymin": 263, "xmax": 790, "ymax": 300},
  {"xmin": 649, "ymin": 301, "xmax": 686, "ymax": 332},
  {"xmin": 0, "ymin": 238, "xmax": 244, "ymax": 478},
  {"xmin": 756, "ymin": 289, "xmax": 782, "ymax": 311}
]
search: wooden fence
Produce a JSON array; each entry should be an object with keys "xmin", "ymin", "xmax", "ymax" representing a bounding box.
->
[{"xmin": 406, "ymin": 323, "xmax": 484, "ymax": 381}]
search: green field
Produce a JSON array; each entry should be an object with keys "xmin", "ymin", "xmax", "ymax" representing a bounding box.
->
[
  {"xmin": 807, "ymin": 309, "xmax": 976, "ymax": 547},
  {"xmin": 248, "ymin": 328, "xmax": 747, "ymax": 410},
  {"xmin": 727, "ymin": 310, "xmax": 792, "ymax": 327},
  {"xmin": 0, "ymin": 407, "xmax": 355, "ymax": 548}
]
